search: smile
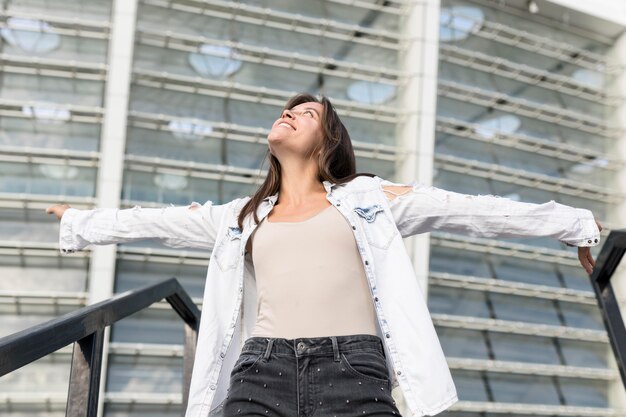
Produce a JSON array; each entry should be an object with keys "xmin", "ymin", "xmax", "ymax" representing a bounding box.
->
[{"xmin": 278, "ymin": 122, "xmax": 295, "ymax": 130}]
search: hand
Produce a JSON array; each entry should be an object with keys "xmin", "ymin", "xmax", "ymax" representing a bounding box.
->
[
  {"xmin": 579, "ymin": 219, "xmax": 603, "ymax": 275},
  {"xmin": 45, "ymin": 204, "xmax": 71, "ymax": 221}
]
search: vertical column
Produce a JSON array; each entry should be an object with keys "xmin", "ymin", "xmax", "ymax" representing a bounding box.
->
[
  {"xmin": 396, "ymin": 0, "xmax": 441, "ymax": 299},
  {"xmin": 89, "ymin": 1, "xmax": 138, "ymax": 416},
  {"xmin": 606, "ymin": 29, "xmax": 626, "ymax": 412},
  {"xmin": 392, "ymin": 1, "xmax": 441, "ymax": 416}
]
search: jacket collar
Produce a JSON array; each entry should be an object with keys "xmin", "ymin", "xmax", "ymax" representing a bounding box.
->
[{"xmin": 262, "ymin": 180, "xmax": 336, "ymax": 206}]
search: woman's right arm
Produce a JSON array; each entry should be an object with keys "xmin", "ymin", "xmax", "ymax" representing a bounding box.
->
[{"xmin": 46, "ymin": 200, "xmax": 234, "ymax": 254}]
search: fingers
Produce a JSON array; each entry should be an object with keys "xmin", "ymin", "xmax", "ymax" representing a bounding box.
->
[{"xmin": 578, "ymin": 247, "xmax": 595, "ymax": 275}]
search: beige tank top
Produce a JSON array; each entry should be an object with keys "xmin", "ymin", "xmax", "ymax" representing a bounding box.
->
[{"xmin": 249, "ymin": 204, "xmax": 378, "ymax": 339}]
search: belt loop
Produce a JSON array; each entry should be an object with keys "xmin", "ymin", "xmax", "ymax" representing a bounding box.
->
[
  {"xmin": 263, "ymin": 338, "xmax": 274, "ymax": 362},
  {"xmin": 331, "ymin": 336, "xmax": 340, "ymax": 362}
]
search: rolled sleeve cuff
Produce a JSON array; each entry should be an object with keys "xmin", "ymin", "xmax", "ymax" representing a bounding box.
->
[
  {"xmin": 59, "ymin": 208, "xmax": 80, "ymax": 254},
  {"xmin": 560, "ymin": 208, "xmax": 601, "ymax": 247}
]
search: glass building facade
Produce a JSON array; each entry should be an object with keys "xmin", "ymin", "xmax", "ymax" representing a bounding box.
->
[{"xmin": 1, "ymin": 0, "xmax": 625, "ymax": 416}]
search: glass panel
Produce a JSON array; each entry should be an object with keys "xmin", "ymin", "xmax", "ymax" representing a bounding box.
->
[
  {"xmin": 436, "ymin": 328, "xmax": 489, "ymax": 360},
  {"xmin": 433, "ymin": 170, "xmax": 493, "ymax": 195},
  {"xmin": 0, "ymin": 266, "xmax": 87, "ymax": 292},
  {"xmin": 115, "ymin": 260, "xmax": 207, "ymax": 299},
  {"xmin": 560, "ymin": 377, "xmax": 608, "ymax": 407},
  {"xmin": 490, "ymin": 293, "xmax": 561, "ymax": 326},
  {"xmin": 491, "ymin": 256, "xmax": 561, "ymax": 287},
  {"xmin": 106, "ymin": 355, "xmax": 182, "ymax": 393},
  {"xmin": 440, "ymin": 0, "xmax": 610, "ymax": 64},
  {"xmin": 128, "ymin": 86, "xmax": 396, "ymax": 146},
  {"xmin": 427, "ymin": 286, "xmax": 491, "ymax": 318},
  {"xmin": 490, "ymin": 332, "xmax": 560, "ymax": 365},
  {"xmin": 126, "ymin": 126, "xmax": 267, "ymax": 169},
  {"xmin": 2, "ymin": 313, "xmax": 74, "ymax": 337},
  {"xmin": 429, "ymin": 247, "xmax": 492, "ymax": 278},
  {"xmin": 137, "ymin": 4, "xmax": 398, "ymax": 68},
  {"xmin": 6, "ymin": 0, "xmax": 112, "ymax": 21},
  {"xmin": 450, "ymin": 369, "xmax": 489, "ymax": 401},
  {"xmin": 0, "ymin": 117, "xmax": 100, "ymax": 152},
  {"xmin": 560, "ymin": 339, "xmax": 608, "ymax": 369},
  {"xmin": 559, "ymin": 301, "xmax": 605, "ymax": 330},
  {"xmin": 0, "ymin": 73, "xmax": 104, "ymax": 107},
  {"xmin": 134, "ymin": 44, "xmax": 398, "ymax": 106},
  {"xmin": 435, "ymin": 135, "xmax": 498, "ymax": 165},
  {"xmin": 105, "ymin": 404, "xmax": 180, "ymax": 417},
  {"xmin": 436, "ymin": 96, "xmax": 611, "ymax": 153},
  {"xmin": 0, "ymin": 162, "xmax": 96, "ymax": 197},
  {"xmin": 0, "ymin": 354, "xmax": 70, "ymax": 394},
  {"xmin": 558, "ymin": 264, "xmax": 593, "ymax": 292},
  {"xmin": 110, "ymin": 308, "xmax": 184, "ymax": 344},
  {"xmin": 355, "ymin": 156, "xmax": 395, "ymax": 180},
  {"xmin": 122, "ymin": 170, "xmax": 257, "ymax": 205},
  {"xmin": 488, "ymin": 372, "xmax": 560, "ymax": 404},
  {"xmin": 238, "ymin": 0, "xmax": 401, "ymax": 31}
]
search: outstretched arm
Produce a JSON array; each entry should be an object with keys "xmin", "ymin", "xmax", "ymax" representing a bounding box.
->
[
  {"xmin": 49, "ymin": 200, "xmax": 234, "ymax": 254},
  {"xmin": 380, "ymin": 180, "xmax": 602, "ymax": 274}
]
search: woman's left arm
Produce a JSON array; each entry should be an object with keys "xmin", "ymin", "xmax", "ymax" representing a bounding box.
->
[{"xmin": 381, "ymin": 180, "xmax": 602, "ymax": 275}]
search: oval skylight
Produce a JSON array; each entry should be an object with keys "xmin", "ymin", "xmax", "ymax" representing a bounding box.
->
[
  {"xmin": 1, "ymin": 17, "xmax": 60, "ymax": 53},
  {"xmin": 503, "ymin": 192, "xmax": 521, "ymax": 201},
  {"xmin": 572, "ymin": 68, "xmax": 604, "ymax": 90},
  {"xmin": 22, "ymin": 104, "xmax": 71, "ymax": 124},
  {"xmin": 347, "ymin": 81, "xmax": 396, "ymax": 105},
  {"xmin": 38, "ymin": 164, "xmax": 79, "ymax": 180},
  {"xmin": 188, "ymin": 44, "xmax": 243, "ymax": 78},
  {"xmin": 569, "ymin": 156, "xmax": 609, "ymax": 174},
  {"xmin": 439, "ymin": 6, "xmax": 484, "ymax": 42},
  {"xmin": 154, "ymin": 173, "xmax": 188, "ymax": 190},
  {"xmin": 475, "ymin": 114, "xmax": 520, "ymax": 139},
  {"xmin": 168, "ymin": 119, "xmax": 213, "ymax": 141}
]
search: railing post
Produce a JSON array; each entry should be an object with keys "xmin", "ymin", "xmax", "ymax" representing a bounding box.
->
[
  {"xmin": 591, "ymin": 230, "xmax": 626, "ymax": 389},
  {"xmin": 66, "ymin": 329, "xmax": 105, "ymax": 417},
  {"xmin": 182, "ymin": 323, "xmax": 198, "ymax": 416}
]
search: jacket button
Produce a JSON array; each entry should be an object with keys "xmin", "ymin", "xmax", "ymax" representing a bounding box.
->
[
  {"xmin": 385, "ymin": 333, "xmax": 390, "ymax": 338},
  {"xmin": 352, "ymin": 225, "xmax": 356, "ymax": 230},
  {"xmin": 210, "ymin": 384, "xmax": 216, "ymax": 390},
  {"xmin": 365, "ymin": 260, "xmax": 369, "ymax": 265},
  {"xmin": 374, "ymin": 297, "xmax": 379, "ymax": 302},
  {"xmin": 587, "ymin": 240, "xmax": 592, "ymax": 244},
  {"xmin": 336, "ymin": 203, "xmax": 341, "ymax": 207},
  {"xmin": 220, "ymin": 352, "xmax": 225, "ymax": 358},
  {"xmin": 594, "ymin": 238, "xmax": 598, "ymax": 243},
  {"xmin": 397, "ymin": 370, "xmax": 402, "ymax": 375}
]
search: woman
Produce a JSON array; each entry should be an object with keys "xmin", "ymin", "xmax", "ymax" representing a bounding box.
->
[{"xmin": 46, "ymin": 93, "xmax": 602, "ymax": 417}]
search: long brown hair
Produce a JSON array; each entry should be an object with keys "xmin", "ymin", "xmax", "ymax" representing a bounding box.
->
[{"xmin": 236, "ymin": 92, "xmax": 376, "ymax": 229}]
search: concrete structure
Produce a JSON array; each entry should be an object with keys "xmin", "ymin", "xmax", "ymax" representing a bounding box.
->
[{"xmin": 0, "ymin": 0, "xmax": 624, "ymax": 416}]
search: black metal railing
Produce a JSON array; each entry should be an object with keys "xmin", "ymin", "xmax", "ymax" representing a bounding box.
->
[
  {"xmin": 1, "ymin": 231, "xmax": 626, "ymax": 415},
  {"xmin": 589, "ymin": 229, "xmax": 626, "ymax": 389},
  {"xmin": 0, "ymin": 278, "xmax": 199, "ymax": 417}
]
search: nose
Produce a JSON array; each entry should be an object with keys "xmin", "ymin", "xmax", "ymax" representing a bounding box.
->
[{"xmin": 282, "ymin": 109, "xmax": 294, "ymax": 119}]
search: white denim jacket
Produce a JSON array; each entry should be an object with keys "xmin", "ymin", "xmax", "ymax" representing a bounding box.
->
[{"xmin": 58, "ymin": 175, "xmax": 601, "ymax": 417}]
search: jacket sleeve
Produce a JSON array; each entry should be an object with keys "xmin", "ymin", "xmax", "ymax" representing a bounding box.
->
[
  {"xmin": 382, "ymin": 179, "xmax": 601, "ymax": 247},
  {"xmin": 58, "ymin": 199, "xmax": 234, "ymax": 254}
]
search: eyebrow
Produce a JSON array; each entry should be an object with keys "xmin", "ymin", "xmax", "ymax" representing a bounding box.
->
[
  {"xmin": 305, "ymin": 107, "xmax": 320, "ymax": 117},
  {"xmin": 291, "ymin": 107, "xmax": 321, "ymax": 117}
]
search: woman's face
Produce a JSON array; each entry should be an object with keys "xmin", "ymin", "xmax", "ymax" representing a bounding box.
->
[{"xmin": 267, "ymin": 101, "xmax": 325, "ymax": 159}]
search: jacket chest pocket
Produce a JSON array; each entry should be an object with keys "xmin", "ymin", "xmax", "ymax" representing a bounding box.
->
[
  {"xmin": 353, "ymin": 204, "xmax": 397, "ymax": 250},
  {"xmin": 212, "ymin": 225, "xmax": 242, "ymax": 271}
]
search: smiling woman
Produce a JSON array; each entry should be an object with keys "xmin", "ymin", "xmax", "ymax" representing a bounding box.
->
[{"xmin": 46, "ymin": 91, "xmax": 603, "ymax": 417}]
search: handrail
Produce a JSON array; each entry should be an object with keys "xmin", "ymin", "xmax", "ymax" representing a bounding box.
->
[
  {"xmin": 0, "ymin": 278, "xmax": 200, "ymax": 417},
  {"xmin": 589, "ymin": 229, "xmax": 626, "ymax": 389}
]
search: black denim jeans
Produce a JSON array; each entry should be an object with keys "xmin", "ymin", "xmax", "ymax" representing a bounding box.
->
[{"xmin": 222, "ymin": 333, "xmax": 401, "ymax": 417}]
